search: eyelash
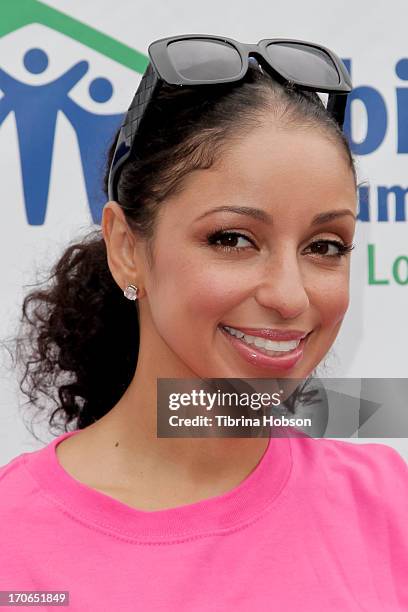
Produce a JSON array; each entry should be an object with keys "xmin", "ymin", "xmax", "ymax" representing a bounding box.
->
[{"xmin": 206, "ymin": 229, "xmax": 355, "ymax": 259}]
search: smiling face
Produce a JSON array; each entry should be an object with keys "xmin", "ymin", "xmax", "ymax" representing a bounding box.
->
[{"xmin": 128, "ymin": 121, "xmax": 357, "ymax": 380}]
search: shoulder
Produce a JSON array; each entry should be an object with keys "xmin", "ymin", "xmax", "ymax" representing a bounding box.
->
[
  {"xmin": 321, "ymin": 438, "xmax": 407, "ymax": 482},
  {"xmin": 290, "ymin": 436, "xmax": 408, "ymax": 502},
  {"xmin": 0, "ymin": 450, "xmax": 43, "ymax": 518},
  {"xmin": 0, "ymin": 451, "xmax": 31, "ymax": 488},
  {"xmin": 292, "ymin": 434, "xmax": 407, "ymax": 471}
]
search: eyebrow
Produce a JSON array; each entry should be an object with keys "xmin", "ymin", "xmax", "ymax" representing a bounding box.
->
[{"xmin": 194, "ymin": 205, "xmax": 356, "ymax": 225}]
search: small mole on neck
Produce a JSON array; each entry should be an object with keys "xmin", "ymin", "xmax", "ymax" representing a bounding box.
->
[{"xmin": 114, "ymin": 441, "xmax": 119, "ymax": 447}]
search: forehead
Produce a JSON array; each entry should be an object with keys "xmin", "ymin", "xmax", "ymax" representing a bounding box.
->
[{"xmin": 164, "ymin": 123, "xmax": 356, "ymax": 225}]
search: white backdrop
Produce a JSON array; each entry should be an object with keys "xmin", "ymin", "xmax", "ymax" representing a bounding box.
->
[{"xmin": 0, "ymin": 0, "xmax": 407, "ymax": 463}]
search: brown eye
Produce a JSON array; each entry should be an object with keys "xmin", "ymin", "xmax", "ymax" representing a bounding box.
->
[
  {"xmin": 306, "ymin": 240, "xmax": 355, "ymax": 259},
  {"xmin": 311, "ymin": 241, "xmax": 332, "ymax": 255},
  {"xmin": 207, "ymin": 231, "xmax": 255, "ymax": 252}
]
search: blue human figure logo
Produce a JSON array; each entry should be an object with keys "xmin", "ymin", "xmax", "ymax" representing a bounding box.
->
[
  {"xmin": 0, "ymin": 47, "xmax": 124, "ymax": 225},
  {"xmin": 0, "ymin": 48, "xmax": 88, "ymax": 224}
]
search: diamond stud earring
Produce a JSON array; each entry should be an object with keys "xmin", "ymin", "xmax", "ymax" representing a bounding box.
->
[{"xmin": 123, "ymin": 284, "xmax": 139, "ymax": 300}]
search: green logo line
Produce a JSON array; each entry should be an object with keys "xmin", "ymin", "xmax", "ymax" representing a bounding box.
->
[{"xmin": 0, "ymin": 0, "xmax": 148, "ymax": 73}]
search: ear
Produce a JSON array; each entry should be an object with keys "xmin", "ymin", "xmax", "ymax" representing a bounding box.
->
[{"xmin": 101, "ymin": 201, "xmax": 144, "ymax": 297}]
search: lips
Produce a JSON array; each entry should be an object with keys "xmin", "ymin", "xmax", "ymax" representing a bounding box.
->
[{"xmin": 219, "ymin": 324, "xmax": 312, "ymax": 371}]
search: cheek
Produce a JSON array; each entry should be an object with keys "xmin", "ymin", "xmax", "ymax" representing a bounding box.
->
[
  {"xmin": 308, "ymin": 270, "xmax": 350, "ymax": 327},
  {"xmin": 171, "ymin": 267, "xmax": 244, "ymax": 325},
  {"xmin": 147, "ymin": 246, "xmax": 242, "ymax": 336}
]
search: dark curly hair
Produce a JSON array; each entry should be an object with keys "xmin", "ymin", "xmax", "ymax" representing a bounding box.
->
[{"xmin": 6, "ymin": 62, "xmax": 356, "ymax": 439}]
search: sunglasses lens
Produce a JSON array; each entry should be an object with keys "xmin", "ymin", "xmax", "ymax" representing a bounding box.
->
[
  {"xmin": 167, "ymin": 39, "xmax": 242, "ymax": 81},
  {"xmin": 265, "ymin": 42, "xmax": 340, "ymax": 87}
]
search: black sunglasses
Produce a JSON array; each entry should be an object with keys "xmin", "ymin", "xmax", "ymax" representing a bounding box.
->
[{"xmin": 108, "ymin": 34, "xmax": 352, "ymax": 201}]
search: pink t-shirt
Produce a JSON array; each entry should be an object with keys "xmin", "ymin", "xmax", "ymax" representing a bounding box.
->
[{"xmin": 0, "ymin": 429, "xmax": 407, "ymax": 611}]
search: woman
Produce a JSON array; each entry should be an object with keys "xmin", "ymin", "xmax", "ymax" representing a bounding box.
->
[{"xmin": 1, "ymin": 35, "xmax": 407, "ymax": 610}]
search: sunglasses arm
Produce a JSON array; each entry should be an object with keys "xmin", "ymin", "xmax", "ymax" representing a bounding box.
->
[
  {"xmin": 108, "ymin": 63, "xmax": 162, "ymax": 202},
  {"xmin": 326, "ymin": 92, "xmax": 349, "ymax": 131}
]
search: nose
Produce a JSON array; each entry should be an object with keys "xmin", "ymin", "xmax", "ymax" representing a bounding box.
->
[{"xmin": 254, "ymin": 251, "xmax": 310, "ymax": 319}]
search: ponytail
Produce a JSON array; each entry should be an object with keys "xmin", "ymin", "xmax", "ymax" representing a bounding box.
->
[{"xmin": 13, "ymin": 229, "xmax": 139, "ymax": 436}]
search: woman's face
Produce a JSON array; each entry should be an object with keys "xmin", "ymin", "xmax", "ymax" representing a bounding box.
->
[{"xmin": 137, "ymin": 122, "xmax": 357, "ymax": 379}]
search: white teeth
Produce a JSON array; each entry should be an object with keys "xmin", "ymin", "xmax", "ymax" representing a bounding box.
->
[{"xmin": 223, "ymin": 326, "xmax": 300, "ymax": 352}]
